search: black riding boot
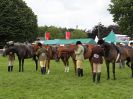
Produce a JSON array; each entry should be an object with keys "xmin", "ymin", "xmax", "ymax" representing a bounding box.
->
[
  {"xmin": 41, "ymin": 68, "xmax": 43, "ymax": 74},
  {"xmin": 11, "ymin": 66, "xmax": 13, "ymax": 71},
  {"xmin": 77, "ymin": 68, "xmax": 81, "ymax": 77},
  {"xmin": 81, "ymin": 69, "xmax": 83, "ymax": 77},
  {"xmin": 93, "ymin": 72, "xmax": 96, "ymax": 82},
  {"xmin": 8, "ymin": 66, "xmax": 11, "ymax": 72},
  {"xmin": 43, "ymin": 67, "xmax": 46, "ymax": 74},
  {"xmin": 97, "ymin": 72, "xmax": 101, "ymax": 83}
]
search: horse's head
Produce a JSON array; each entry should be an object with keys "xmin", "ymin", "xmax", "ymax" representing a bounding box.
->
[
  {"xmin": 101, "ymin": 42, "xmax": 121, "ymax": 59},
  {"xmin": 3, "ymin": 42, "xmax": 11, "ymax": 56},
  {"xmin": 33, "ymin": 44, "xmax": 39, "ymax": 52},
  {"xmin": 100, "ymin": 42, "xmax": 112, "ymax": 57},
  {"xmin": 101, "ymin": 42, "xmax": 111, "ymax": 50},
  {"xmin": 54, "ymin": 46, "xmax": 69, "ymax": 62}
]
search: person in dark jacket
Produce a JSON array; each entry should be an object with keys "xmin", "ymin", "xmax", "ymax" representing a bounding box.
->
[
  {"xmin": 91, "ymin": 39, "xmax": 104, "ymax": 83},
  {"xmin": 36, "ymin": 43, "xmax": 47, "ymax": 75}
]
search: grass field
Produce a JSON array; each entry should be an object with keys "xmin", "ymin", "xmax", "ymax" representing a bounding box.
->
[{"xmin": 0, "ymin": 56, "xmax": 133, "ymax": 99}]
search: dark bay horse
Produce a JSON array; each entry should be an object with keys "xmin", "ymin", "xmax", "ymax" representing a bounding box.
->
[
  {"xmin": 3, "ymin": 42, "xmax": 38, "ymax": 72},
  {"xmin": 56, "ymin": 44, "xmax": 96, "ymax": 74},
  {"xmin": 101, "ymin": 42, "xmax": 133, "ymax": 80}
]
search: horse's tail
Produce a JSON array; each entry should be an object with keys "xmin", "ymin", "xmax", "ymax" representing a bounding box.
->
[{"xmin": 126, "ymin": 57, "xmax": 131, "ymax": 68}]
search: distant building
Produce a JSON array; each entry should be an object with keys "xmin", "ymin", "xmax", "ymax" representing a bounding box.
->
[{"xmin": 116, "ymin": 34, "xmax": 130, "ymax": 41}]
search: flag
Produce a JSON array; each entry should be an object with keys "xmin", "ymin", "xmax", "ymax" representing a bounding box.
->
[
  {"xmin": 66, "ymin": 32, "xmax": 70, "ymax": 40},
  {"xmin": 45, "ymin": 32, "xmax": 50, "ymax": 40}
]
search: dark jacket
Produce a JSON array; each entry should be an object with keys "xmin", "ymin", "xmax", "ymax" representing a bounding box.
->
[
  {"xmin": 36, "ymin": 47, "xmax": 47, "ymax": 61},
  {"xmin": 91, "ymin": 45, "xmax": 104, "ymax": 64}
]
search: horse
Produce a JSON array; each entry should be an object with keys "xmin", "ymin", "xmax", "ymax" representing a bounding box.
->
[
  {"xmin": 56, "ymin": 45, "xmax": 72, "ymax": 72},
  {"xmin": 3, "ymin": 42, "xmax": 38, "ymax": 72},
  {"xmin": 35, "ymin": 44, "xmax": 74, "ymax": 73},
  {"xmin": 45, "ymin": 45, "xmax": 59, "ymax": 74},
  {"xmin": 101, "ymin": 42, "xmax": 133, "ymax": 80},
  {"xmin": 56, "ymin": 44, "xmax": 96, "ymax": 74},
  {"xmin": 34, "ymin": 44, "xmax": 59, "ymax": 74}
]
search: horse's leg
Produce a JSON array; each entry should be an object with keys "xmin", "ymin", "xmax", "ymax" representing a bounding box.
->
[
  {"xmin": 35, "ymin": 59, "xmax": 38, "ymax": 71},
  {"xmin": 47, "ymin": 59, "xmax": 50, "ymax": 74},
  {"xmin": 106, "ymin": 61, "xmax": 110, "ymax": 80},
  {"xmin": 66, "ymin": 59, "xmax": 69, "ymax": 72},
  {"xmin": 112, "ymin": 62, "xmax": 116, "ymax": 80},
  {"xmin": 19, "ymin": 58, "xmax": 21, "ymax": 72},
  {"xmin": 61, "ymin": 58, "xmax": 67, "ymax": 72},
  {"xmin": 126, "ymin": 58, "xmax": 131, "ymax": 68},
  {"xmin": 89, "ymin": 58, "xmax": 93, "ymax": 74},
  {"xmin": 131, "ymin": 63, "xmax": 133, "ymax": 77},
  {"xmin": 22, "ymin": 59, "xmax": 24, "ymax": 72},
  {"xmin": 33, "ymin": 56, "xmax": 38, "ymax": 71}
]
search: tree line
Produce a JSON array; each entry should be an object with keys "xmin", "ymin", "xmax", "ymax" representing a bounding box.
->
[
  {"xmin": 0, "ymin": 0, "xmax": 133, "ymax": 48},
  {"xmin": 38, "ymin": 24, "xmax": 120, "ymax": 40}
]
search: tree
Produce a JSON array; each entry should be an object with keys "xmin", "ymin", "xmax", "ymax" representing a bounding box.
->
[
  {"xmin": 0, "ymin": 0, "xmax": 38, "ymax": 47},
  {"xmin": 71, "ymin": 29, "xmax": 87, "ymax": 39},
  {"xmin": 38, "ymin": 26, "xmax": 87, "ymax": 39},
  {"xmin": 108, "ymin": 0, "xmax": 133, "ymax": 36},
  {"xmin": 92, "ymin": 24, "xmax": 108, "ymax": 39},
  {"xmin": 47, "ymin": 26, "xmax": 64, "ymax": 39},
  {"xmin": 107, "ymin": 25, "xmax": 121, "ymax": 34}
]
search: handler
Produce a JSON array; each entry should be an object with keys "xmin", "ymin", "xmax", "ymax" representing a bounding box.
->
[
  {"xmin": 36, "ymin": 43, "xmax": 47, "ymax": 75},
  {"xmin": 91, "ymin": 39, "xmax": 104, "ymax": 83},
  {"xmin": 74, "ymin": 41, "xmax": 84, "ymax": 77},
  {"xmin": 92, "ymin": 39, "xmax": 104, "ymax": 82},
  {"xmin": 7, "ymin": 51, "xmax": 15, "ymax": 72},
  {"xmin": 6, "ymin": 41, "xmax": 15, "ymax": 72}
]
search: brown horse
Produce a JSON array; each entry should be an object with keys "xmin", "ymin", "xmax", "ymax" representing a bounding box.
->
[
  {"xmin": 56, "ymin": 44, "xmax": 96, "ymax": 74},
  {"xmin": 101, "ymin": 42, "xmax": 133, "ymax": 80},
  {"xmin": 56, "ymin": 45, "xmax": 73, "ymax": 72},
  {"xmin": 34, "ymin": 44, "xmax": 58, "ymax": 74},
  {"xmin": 34, "ymin": 44, "xmax": 73, "ymax": 73}
]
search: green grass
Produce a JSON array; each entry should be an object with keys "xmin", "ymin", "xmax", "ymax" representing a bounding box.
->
[{"xmin": 0, "ymin": 56, "xmax": 133, "ymax": 99}]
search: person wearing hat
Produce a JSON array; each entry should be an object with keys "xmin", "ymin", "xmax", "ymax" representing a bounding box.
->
[
  {"xmin": 7, "ymin": 51, "xmax": 15, "ymax": 72},
  {"xmin": 36, "ymin": 42, "xmax": 47, "ymax": 75},
  {"xmin": 91, "ymin": 39, "xmax": 104, "ymax": 83},
  {"xmin": 5, "ymin": 41, "xmax": 15, "ymax": 72},
  {"xmin": 74, "ymin": 41, "xmax": 84, "ymax": 77}
]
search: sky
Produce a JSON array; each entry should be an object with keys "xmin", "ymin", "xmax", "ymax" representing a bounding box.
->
[{"xmin": 23, "ymin": 0, "xmax": 115, "ymax": 30}]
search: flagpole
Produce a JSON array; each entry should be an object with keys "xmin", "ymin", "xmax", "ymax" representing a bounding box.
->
[{"xmin": 98, "ymin": 22, "xmax": 101, "ymax": 38}]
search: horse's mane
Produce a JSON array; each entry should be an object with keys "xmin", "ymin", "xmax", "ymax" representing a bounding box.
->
[{"xmin": 13, "ymin": 42, "xmax": 32, "ymax": 47}]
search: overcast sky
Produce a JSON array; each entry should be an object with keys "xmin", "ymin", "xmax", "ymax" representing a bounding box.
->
[{"xmin": 23, "ymin": 0, "xmax": 115, "ymax": 30}]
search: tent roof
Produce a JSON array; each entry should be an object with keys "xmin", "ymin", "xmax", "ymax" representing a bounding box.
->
[
  {"xmin": 43, "ymin": 38, "xmax": 96, "ymax": 45},
  {"xmin": 104, "ymin": 31, "xmax": 129, "ymax": 44},
  {"xmin": 104, "ymin": 31, "xmax": 117, "ymax": 43}
]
